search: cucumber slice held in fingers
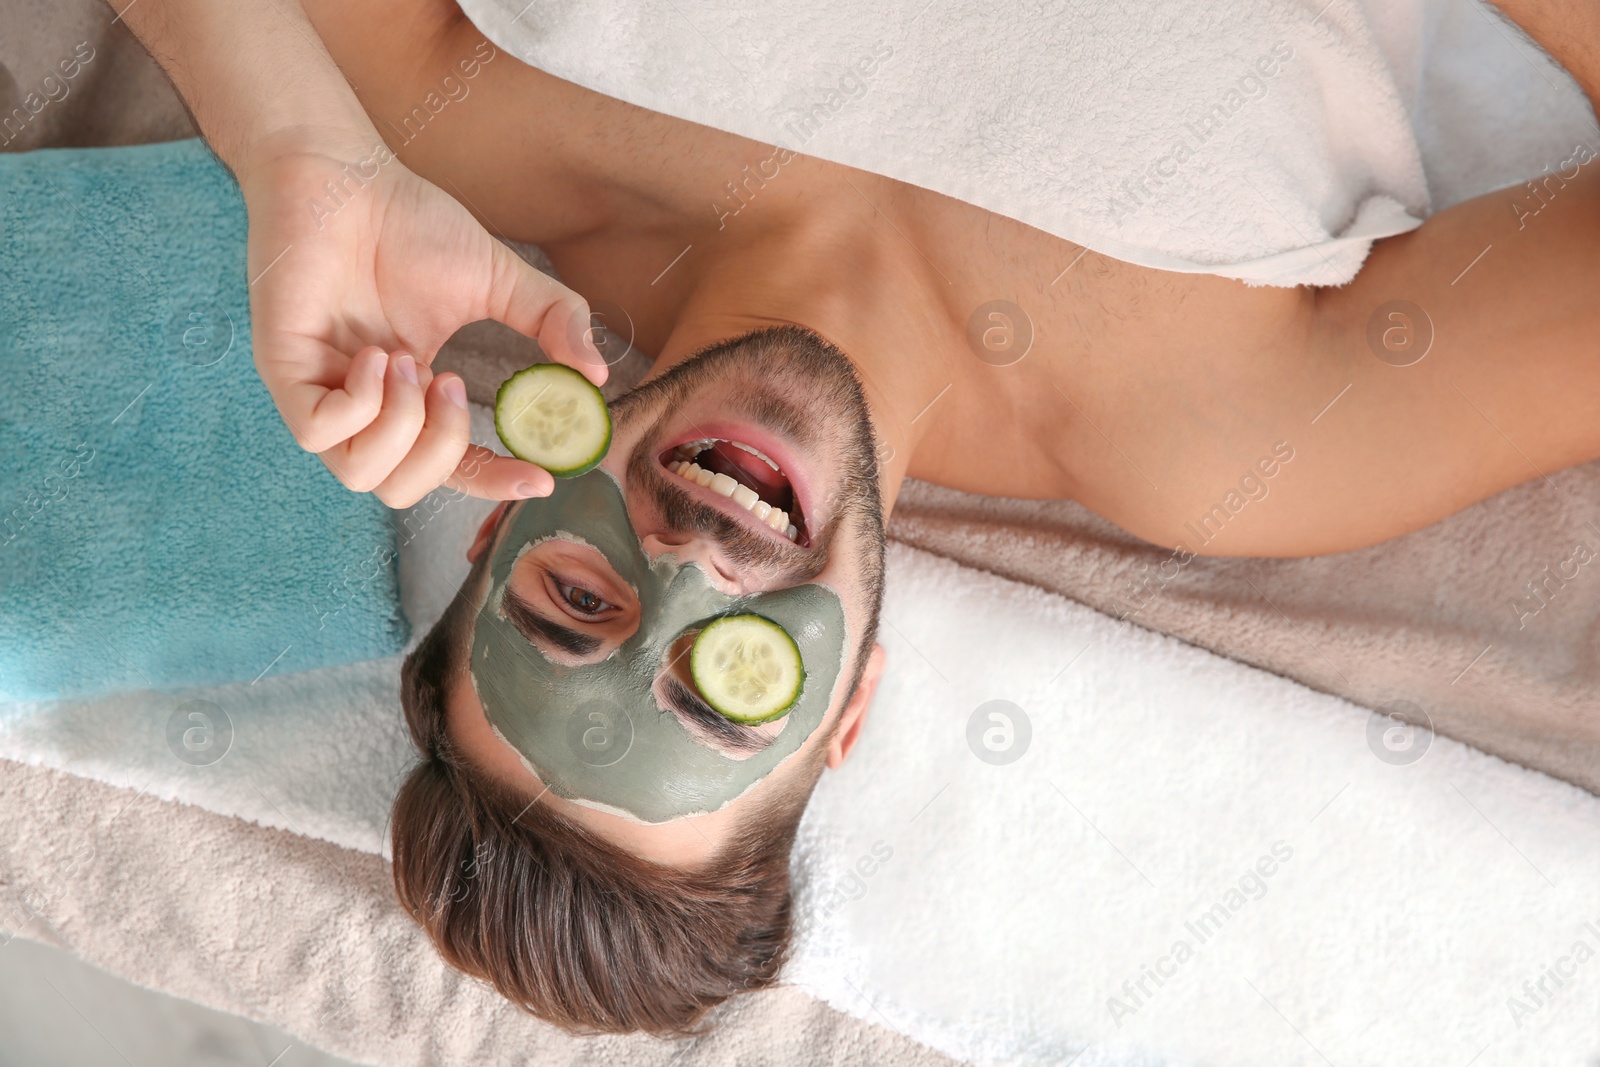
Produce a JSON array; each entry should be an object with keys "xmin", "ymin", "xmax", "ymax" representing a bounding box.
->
[
  {"xmin": 494, "ymin": 362, "xmax": 613, "ymax": 477},
  {"xmin": 690, "ymin": 615, "xmax": 806, "ymax": 725}
]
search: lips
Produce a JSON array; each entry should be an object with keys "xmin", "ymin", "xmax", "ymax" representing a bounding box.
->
[{"xmin": 659, "ymin": 436, "xmax": 807, "ymax": 544}]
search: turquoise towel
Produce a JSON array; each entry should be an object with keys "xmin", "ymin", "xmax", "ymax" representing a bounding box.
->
[{"xmin": 0, "ymin": 138, "xmax": 409, "ymax": 701}]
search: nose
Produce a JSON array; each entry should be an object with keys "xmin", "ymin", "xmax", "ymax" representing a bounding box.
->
[{"xmin": 640, "ymin": 532, "xmax": 741, "ymax": 592}]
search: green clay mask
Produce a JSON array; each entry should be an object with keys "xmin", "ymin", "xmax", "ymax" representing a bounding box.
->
[{"xmin": 469, "ymin": 469, "xmax": 849, "ymax": 824}]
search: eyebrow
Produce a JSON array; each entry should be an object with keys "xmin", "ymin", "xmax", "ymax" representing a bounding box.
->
[
  {"xmin": 660, "ymin": 676, "xmax": 774, "ymax": 756},
  {"xmin": 501, "ymin": 586, "xmax": 604, "ymax": 658}
]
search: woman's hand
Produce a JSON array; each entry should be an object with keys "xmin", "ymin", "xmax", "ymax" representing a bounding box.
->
[{"xmin": 238, "ymin": 129, "xmax": 608, "ymax": 508}]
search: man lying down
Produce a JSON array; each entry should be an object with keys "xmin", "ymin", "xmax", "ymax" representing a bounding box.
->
[
  {"xmin": 395, "ymin": 332, "xmax": 890, "ymax": 1034},
  {"xmin": 123, "ymin": 0, "xmax": 1600, "ymax": 1038}
]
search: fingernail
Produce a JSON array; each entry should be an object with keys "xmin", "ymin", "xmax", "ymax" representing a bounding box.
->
[
  {"xmin": 394, "ymin": 353, "xmax": 419, "ymax": 385},
  {"xmin": 370, "ymin": 351, "xmax": 386, "ymax": 379},
  {"xmin": 514, "ymin": 480, "xmax": 549, "ymax": 498},
  {"xmin": 442, "ymin": 376, "xmax": 467, "ymax": 409}
]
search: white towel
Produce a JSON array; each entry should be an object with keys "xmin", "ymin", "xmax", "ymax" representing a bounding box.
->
[
  {"xmin": 4, "ymin": 408, "xmax": 1598, "ymax": 1066},
  {"xmin": 789, "ymin": 549, "xmax": 1600, "ymax": 1065},
  {"xmin": 453, "ymin": 0, "xmax": 1597, "ymax": 287}
]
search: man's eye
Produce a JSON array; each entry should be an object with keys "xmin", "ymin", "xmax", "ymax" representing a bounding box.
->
[{"xmin": 557, "ymin": 581, "xmax": 613, "ymax": 617}]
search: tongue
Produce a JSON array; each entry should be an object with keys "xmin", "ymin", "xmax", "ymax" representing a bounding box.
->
[{"xmin": 702, "ymin": 442, "xmax": 794, "ymax": 514}]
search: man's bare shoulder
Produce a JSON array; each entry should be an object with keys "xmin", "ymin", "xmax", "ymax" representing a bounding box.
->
[
  {"xmin": 903, "ymin": 227, "xmax": 1326, "ymax": 556},
  {"xmin": 913, "ymin": 147, "xmax": 1600, "ymax": 563},
  {"xmin": 1114, "ymin": 155, "xmax": 1600, "ymax": 560}
]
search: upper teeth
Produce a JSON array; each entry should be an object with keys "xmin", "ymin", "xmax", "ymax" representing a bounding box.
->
[
  {"xmin": 671, "ymin": 438, "xmax": 781, "ymax": 472},
  {"xmin": 668, "ymin": 459, "xmax": 798, "ymax": 541}
]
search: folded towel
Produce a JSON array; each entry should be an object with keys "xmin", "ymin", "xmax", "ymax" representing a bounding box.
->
[
  {"xmin": 456, "ymin": 0, "xmax": 1599, "ymax": 287},
  {"xmin": 0, "ymin": 138, "xmax": 409, "ymax": 700}
]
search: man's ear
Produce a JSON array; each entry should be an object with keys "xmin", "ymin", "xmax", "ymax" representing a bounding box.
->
[
  {"xmin": 467, "ymin": 502, "xmax": 512, "ymax": 564},
  {"xmin": 826, "ymin": 642, "xmax": 886, "ymax": 770}
]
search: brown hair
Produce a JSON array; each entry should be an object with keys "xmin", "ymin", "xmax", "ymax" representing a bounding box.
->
[{"xmin": 389, "ymin": 566, "xmax": 841, "ymax": 1036}]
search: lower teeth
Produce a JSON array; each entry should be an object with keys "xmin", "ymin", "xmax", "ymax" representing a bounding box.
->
[{"xmin": 669, "ymin": 460, "xmax": 799, "ymax": 541}]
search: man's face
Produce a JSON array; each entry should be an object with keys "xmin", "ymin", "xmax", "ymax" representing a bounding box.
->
[{"xmin": 446, "ymin": 332, "xmax": 887, "ymax": 862}]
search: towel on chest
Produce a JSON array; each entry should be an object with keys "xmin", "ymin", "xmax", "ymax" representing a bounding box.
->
[{"xmin": 455, "ymin": 0, "xmax": 1599, "ymax": 286}]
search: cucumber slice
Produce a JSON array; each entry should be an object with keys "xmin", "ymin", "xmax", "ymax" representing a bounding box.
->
[
  {"xmin": 494, "ymin": 363, "xmax": 612, "ymax": 478},
  {"xmin": 690, "ymin": 615, "xmax": 805, "ymax": 725}
]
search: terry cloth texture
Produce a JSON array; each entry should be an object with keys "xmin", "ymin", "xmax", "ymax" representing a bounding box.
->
[
  {"xmin": 455, "ymin": 0, "xmax": 1599, "ymax": 286},
  {"xmin": 0, "ymin": 138, "xmax": 409, "ymax": 699},
  {"xmin": 7, "ymin": 493, "xmax": 1600, "ymax": 1066}
]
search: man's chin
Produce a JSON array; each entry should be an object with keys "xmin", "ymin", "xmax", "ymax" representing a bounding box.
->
[{"xmin": 611, "ymin": 323, "xmax": 888, "ymax": 578}]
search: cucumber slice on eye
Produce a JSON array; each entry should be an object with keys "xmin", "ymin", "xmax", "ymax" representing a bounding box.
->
[
  {"xmin": 494, "ymin": 363, "xmax": 613, "ymax": 477},
  {"xmin": 689, "ymin": 614, "xmax": 806, "ymax": 725}
]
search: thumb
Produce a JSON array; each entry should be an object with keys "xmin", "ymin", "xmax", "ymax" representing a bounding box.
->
[{"xmin": 484, "ymin": 239, "xmax": 609, "ymax": 387}]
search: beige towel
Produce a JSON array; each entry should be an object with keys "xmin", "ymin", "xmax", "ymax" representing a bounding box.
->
[
  {"xmin": 0, "ymin": 0, "xmax": 197, "ymax": 150},
  {"xmin": 0, "ymin": 757, "xmax": 958, "ymax": 1066}
]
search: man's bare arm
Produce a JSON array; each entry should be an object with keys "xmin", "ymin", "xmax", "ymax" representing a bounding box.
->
[
  {"xmin": 114, "ymin": 0, "xmax": 380, "ymax": 176},
  {"xmin": 1203, "ymin": 5, "xmax": 1600, "ymax": 558}
]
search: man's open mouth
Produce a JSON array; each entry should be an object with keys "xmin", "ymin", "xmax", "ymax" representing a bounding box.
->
[{"xmin": 660, "ymin": 438, "xmax": 807, "ymax": 544}]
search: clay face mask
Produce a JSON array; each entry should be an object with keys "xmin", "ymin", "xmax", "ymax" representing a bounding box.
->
[{"xmin": 469, "ymin": 469, "xmax": 848, "ymax": 824}]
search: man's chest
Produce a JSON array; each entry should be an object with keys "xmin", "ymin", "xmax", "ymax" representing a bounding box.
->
[
  {"xmin": 427, "ymin": 54, "xmax": 1325, "ymax": 538},
  {"xmin": 801, "ymin": 181, "xmax": 1323, "ymax": 535}
]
